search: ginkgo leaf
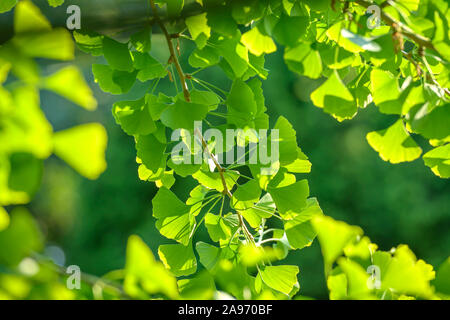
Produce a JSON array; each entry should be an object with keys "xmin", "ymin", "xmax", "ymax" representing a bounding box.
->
[
  {"xmin": 186, "ymin": 13, "xmax": 211, "ymax": 49},
  {"xmin": 241, "ymin": 26, "xmax": 276, "ymax": 56},
  {"xmin": 284, "ymin": 43, "xmax": 322, "ymax": 79},
  {"xmin": 216, "ymin": 34, "xmax": 249, "ymax": 78},
  {"xmin": 259, "ymin": 265, "xmax": 299, "ymax": 295},
  {"xmin": 232, "ymin": 180, "xmax": 261, "ymax": 211},
  {"xmin": 310, "ymin": 71, "xmax": 357, "ymax": 121},
  {"xmin": 152, "ymin": 187, "xmax": 194, "ymax": 245},
  {"xmin": 284, "ymin": 198, "xmax": 323, "ymax": 249},
  {"xmin": 113, "ymin": 98, "xmax": 156, "ymax": 136},
  {"xmin": 124, "ymin": 235, "xmax": 178, "ymax": 299},
  {"xmin": 192, "ymin": 169, "xmax": 239, "ymax": 193},
  {"xmin": 13, "ymin": 29, "xmax": 74, "ymax": 61},
  {"xmin": 53, "ymin": 123, "xmax": 108, "ymax": 180},
  {"xmin": 410, "ymin": 104, "xmax": 450, "ymax": 140},
  {"xmin": 0, "ymin": 0, "xmax": 17, "ymax": 14},
  {"xmin": 370, "ymin": 69, "xmax": 402, "ymax": 115},
  {"xmin": 136, "ymin": 133, "xmax": 166, "ymax": 172},
  {"xmin": 14, "ymin": 0, "xmax": 51, "ymax": 33},
  {"xmin": 273, "ymin": 15, "xmax": 308, "ymax": 47},
  {"xmin": 312, "ymin": 216, "xmax": 363, "ymax": 269},
  {"xmin": 102, "ymin": 37, "xmax": 134, "ymax": 72},
  {"xmin": 188, "ymin": 46, "xmax": 220, "ymax": 68},
  {"xmin": 268, "ymin": 179, "xmax": 309, "ymax": 220},
  {"xmin": 73, "ymin": 30, "xmax": 104, "ymax": 56},
  {"xmin": 130, "ymin": 28, "xmax": 151, "ymax": 53},
  {"xmin": 0, "ymin": 207, "xmax": 43, "ymax": 266},
  {"xmin": 43, "ymin": 66, "xmax": 97, "ymax": 110},
  {"xmin": 272, "ymin": 116, "xmax": 299, "ymax": 165},
  {"xmin": 374, "ymin": 245, "xmax": 435, "ymax": 298},
  {"xmin": 92, "ymin": 64, "xmax": 137, "ymax": 95},
  {"xmin": 158, "ymin": 243, "xmax": 197, "ymax": 277},
  {"xmin": 204, "ymin": 213, "xmax": 236, "ymax": 242},
  {"xmin": 160, "ymin": 97, "xmax": 209, "ymax": 130},
  {"xmin": 423, "ymin": 144, "xmax": 450, "ymax": 178},
  {"xmin": 0, "ymin": 207, "xmax": 9, "ymax": 231},
  {"xmin": 367, "ymin": 119, "xmax": 422, "ymax": 164},
  {"xmin": 132, "ymin": 52, "xmax": 167, "ymax": 82},
  {"xmin": 226, "ymin": 79, "xmax": 258, "ymax": 127}
]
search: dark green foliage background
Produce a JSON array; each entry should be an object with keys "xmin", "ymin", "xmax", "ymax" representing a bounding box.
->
[{"xmin": 29, "ymin": 40, "xmax": 450, "ymax": 298}]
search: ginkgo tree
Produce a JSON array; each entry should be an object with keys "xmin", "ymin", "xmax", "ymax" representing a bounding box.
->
[{"xmin": 0, "ymin": 0, "xmax": 449, "ymax": 300}]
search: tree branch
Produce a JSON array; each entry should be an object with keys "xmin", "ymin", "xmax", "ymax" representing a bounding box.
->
[
  {"xmin": 149, "ymin": 0, "xmax": 190, "ymax": 102},
  {"xmin": 354, "ymin": 0, "xmax": 437, "ymax": 52}
]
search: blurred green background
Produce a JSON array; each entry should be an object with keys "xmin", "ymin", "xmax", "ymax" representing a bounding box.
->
[{"xmin": 13, "ymin": 11, "xmax": 447, "ymax": 298}]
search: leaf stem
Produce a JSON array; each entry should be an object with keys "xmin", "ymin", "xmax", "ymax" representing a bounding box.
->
[{"xmin": 149, "ymin": 0, "xmax": 191, "ymax": 102}]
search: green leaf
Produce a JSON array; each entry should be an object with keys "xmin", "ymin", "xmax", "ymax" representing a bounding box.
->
[
  {"xmin": 337, "ymin": 258, "xmax": 373, "ymax": 299},
  {"xmin": 43, "ymin": 66, "xmax": 97, "ymax": 110},
  {"xmin": 188, "ymin": 46, "xmax": 220, "ymax": 68},
  {"xmin": 12, "ymin": 29, "xmax": 74, "ymax": 61},
  {"xmin": 14, "ymin": 0, "xmax": 51, "ymax": 33},
  {"xmin": 326, "ymin": 22, "xmax": 364, "ymax": 53},
  {"xmin": 47, "ymin": 0, "xmax": 64, "ymax": 7},
  {"xmin": 434, "ymin": 258, "xmax": 450, "ymax": 296},
  {"xmin": 152, "ymin": 187, "xmax": 194, "ymax": 245},
  {"xmin": 423, "ymin": 144, "xmax": 450, "ymax": 178},
  {"xmin": 375, "ymin": 245, "xmax": 435, "ymax": 298},
  {"xmin": 178, "ymin": 271, "xmax": 216, "ymax": 300},
  {"xmin": 241, "ymin": 26, "xmax": 277, "ymax": 56},
  {"xmin": 283, "ymin": 148, "xmax": 312, "ymax": 173},
  {"xmin": 132, "ymin": 52, "xmax": 167, "ymax": 82},
  {"xmin": 312, "ymin": 216, "xmax": 363, "ymax": 268},
  {"xmin": 284, "ymin": 198, "xmax": 323, "ymax": 249},
  {"xmin": 192, "ymin": 169, "xmax": 239, "ymax": 193},
  {"xmin": 0, "ymin": 86, "xmax": 53, "ymax": 159},
  {"xmin": 136, "ymin": 133, "xmax": 166, "ymax": 172},
  {"xmin": 239, "ymin": 245, "xmax": 282, "ymax": 266},
  {"xmin": 310, "ymin": 71, "xmax": 357, "ymax": 121},
  {"xmin": 102, "ymin": 37, "xmax": 134, "ymax": 72},
  {"xmin": 273, "ymin": 15, "xmax": 309, "ymax": 47},
  {"xmin": 206, "ymin": 8, "xmax": 238, "ymax": 38},
  {"xmin": 112, "ymin": 98, "xmax": 157, "ymax": 136},
  {"xmin": 410, "ymin": 104, "xmax": 450, "ymax": 140},
  {"xmin": 0, "ymin": 207, "xmax": 43, "ymax": 266},
  {"xmin": 165, "ymin": 0, "xmax": 184, "ymax": 17},
  {"xmin": 186, "ymin": 13, "xmax": 211, "ymax": 49},
  {"xmin": 158, "ymin": 243, "xmax": 197, "ymax": 277},
  {"xmin": 7, "ymin": 153, "xmax": 43, "ymax": 200},
  {"xmin": 272, "ymin": 116, "xmax": 299, "ymax": 165},
  {"xmin": 73, "ymin": 30, "xmax": 104, "ymax": 56},
  {"xmin": 232, "ymin": 180, "xmax": 261, "ymax": 210},
  {"xmin": 284, "ymin": 43, "xmax": 323, "ymax": 79},
  {"xmin": 124, "ymin": 235, "xmax": 178, "ymax": 299},
  {"xmin": 0, "ymin": 0, "xmax": 17, "ymax": 13},
  {"xmin": 0, "ymin": 207, "xmax": 9, "ymax": 231},
  {"xmin": 190, "ymin": 89, "xmax": 220, "ymax": 111},
  {"xmin": 340, "ymin": 29, "xmax": 381, "ymax": 52},
  {"xmin": 240, "ymin": 193, "xmax": 275, "ymax": 228},
  {"xmin": 226, "ymin": 79, "xmax": 258, "ymax": 127},
  {"xmin": 155, "ymin": 170, "xmax": 176, "ymax": 189},
  {"xmin": 196, "ymin": 241, "xmax": 234, "ymax": 271},
  {"xmin": 370, "ymin": 69, "xmax": 402, "ymax": 115},
  {"xmin": 216, "ymin": 34, "xmax": 249, "ymax": 78},
  {"xmin": 130, "ymin": 28, "xmax": 151, "ymax": 53},
  {"xmin": 204, "ymin": 213, "xmax": 236, "ymax": 242},
  {"xmin": 366, "ymin": 119, "xmax": 422, "ymax": 164},
  {"xmin": 53, "ymin": 123, "xmax": 108, "ymax": 180},
  {"xmin": 160, "ymin": 97, "xmax": 209, "ymax": 130},
  {"xmin": 259, "ymin": 265, "xmax": 299, "ymax": 295},
  {"xmin": 92, "ymin": 64, "xmax": 136, "ymax": 95},
  {"xmin": 268, "ymin": 179, "xmax": 309, "ymax": 220}
]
